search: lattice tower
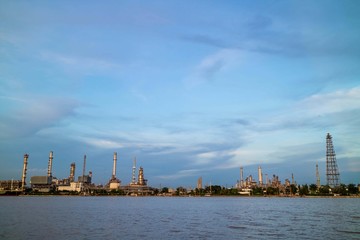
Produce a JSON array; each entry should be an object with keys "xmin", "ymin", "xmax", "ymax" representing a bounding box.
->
[{"xmin": 326, "ymin": 133, "xmax": 340, "ymax": 187}]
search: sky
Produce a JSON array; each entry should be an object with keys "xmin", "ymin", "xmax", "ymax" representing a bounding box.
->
[{"xmin": 1, "ymin": 0, "xmax": 359, "ymax": 188}]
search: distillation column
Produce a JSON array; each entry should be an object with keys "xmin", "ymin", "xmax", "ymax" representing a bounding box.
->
[
  {"xmin": 47, "ymin": 151, "xmax": 53, "ymax": 178},
  {"xmin": 131, "ymin": 157, "xmax": 137, "ymax": 185},
  {"xmin": 258, "ymin": 166, "xmax": 263, "ymax": 186},
  {"xmin": 70, "ymin": 163, "xmax": 76, "ymax": 182},
  {"xmin": 138, "ymin": 167, "xmax": 145, "ymax": 185},
  {"xmin": 21, "ymin": 154, "xmax": 29, "ymax": 191}
]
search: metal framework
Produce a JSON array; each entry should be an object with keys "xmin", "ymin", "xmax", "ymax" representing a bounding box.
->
[{"xmin": 326, "ymin": 133, "xmax": 340, "ymax": 187}]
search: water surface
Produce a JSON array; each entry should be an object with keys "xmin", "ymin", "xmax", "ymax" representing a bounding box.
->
[{"xmin": 0, "ymin": 197, "xmax": 359, "ymax": 239}]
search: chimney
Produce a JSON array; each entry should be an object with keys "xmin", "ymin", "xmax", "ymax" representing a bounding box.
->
[
  {"xmin": 21, "ymin": 154, "xmax": 29, "ymax": 191},
  {"xmin": 112, "ymin": 152, "xmax": 117, "ymax": 179},
  {"xmin": 47, "ymin": 151, "xmax": 53, "ymax": 178}
]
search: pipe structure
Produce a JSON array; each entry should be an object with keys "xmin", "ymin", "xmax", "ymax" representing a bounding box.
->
[
  {"xmin": 47, "ymin": 151, "xmax": 53, "ymax": 178},
  {"xmin": 70, "ymin": 163, "xmax": 75, "ymax": 182},
  {"xmin": 112, "ymin": 152, "xmax": 117, "ymax": 179},
  {"xmin": 21, "ymin": 154, "xmax": 29, "ymax": 191},
  {"xmin": 258, "ymin": 166, "xmax": 263, "ymax": 186}
]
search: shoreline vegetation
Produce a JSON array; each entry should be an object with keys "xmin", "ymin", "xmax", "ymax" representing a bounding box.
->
[{"xmin": 1, "ymin": 183, "xmax": 359, "ymax": 198}]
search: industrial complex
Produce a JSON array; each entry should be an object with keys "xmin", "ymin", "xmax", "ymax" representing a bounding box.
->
[{"xmin": 0, "ymin": 133, "xmax": 358, "ymax": 196}]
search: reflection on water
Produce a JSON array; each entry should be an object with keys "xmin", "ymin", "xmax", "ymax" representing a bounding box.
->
[{"xmin": 0, "ymin": 197, "xmax": 359, "ymax": 239}]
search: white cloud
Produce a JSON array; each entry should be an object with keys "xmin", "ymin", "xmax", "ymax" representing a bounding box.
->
[
  {"xmin": 296, "ymin": 87, "xmax": 360, "ymax": 117},
  {"xmin": 78, "ymin": 137, "xmax": 124, "ymax": 149}
]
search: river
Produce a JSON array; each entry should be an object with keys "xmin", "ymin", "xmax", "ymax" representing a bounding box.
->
[{"xmin": 0, "ymin": 196, "xmax": 359, "ymax": 239}]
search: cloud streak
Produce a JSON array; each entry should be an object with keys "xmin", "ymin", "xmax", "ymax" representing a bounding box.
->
[{"xmin": 0, "ymin": 96, "xmax": 79, "ymax": 139}]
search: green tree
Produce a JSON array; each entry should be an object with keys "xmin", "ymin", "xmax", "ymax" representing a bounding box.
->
[
  {"xmin": 299, "ymin": 184, "xmax": 309, "ymax": 196},
  {"xmin": 319, "ymin": 185, "xmax": 330, "ymax": 195},
  {"xmin": 290, "ymin": 184, "xmax": 298, "ymax": 195},
  {"xmin": 333, "ymin": 184, "xmax": 348, "ymax": 196},
  {"xmin": 176, "ymin": 187, "xmax": 187, "ymax": 196},
  {"xmin": 309, "ymin": 184, "xmax": 318, "ymax": 194},
  {"xmin": 348, "ymin": 184, "xmax": 359, "ymax": 195},
  {"xmin": 252, "ymin": 187, "xmax": 264, "ymax": 195},
  {"xmin": 266, "ymin": 187, "xmax": 279, "ymax": 195}
]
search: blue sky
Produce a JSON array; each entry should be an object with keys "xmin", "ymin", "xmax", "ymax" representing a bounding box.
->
[{"xmin": 1, "ymin": 1, "xmax": 359, "ymax": 188}]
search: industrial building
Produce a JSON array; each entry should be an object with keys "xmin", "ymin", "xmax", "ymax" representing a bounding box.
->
[
  {"xmin": 56, "ymin": 155, "xmax": 94, "ymax": 193},
  {"xmin": 30, "ymin": 151, "xmax": 55, "ymax": 192},
  {"xmin": 120, "ymin": 158, "xmax": 154, "ymax": 195},
  {"xmin": 107, "ymin": 152, "xmax": 121, "ymax": 190}
]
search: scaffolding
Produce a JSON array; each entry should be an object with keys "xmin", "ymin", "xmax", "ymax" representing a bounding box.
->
[{"xmin": 326, "ymin": 133, "xmax": 340, "ymax": 188}]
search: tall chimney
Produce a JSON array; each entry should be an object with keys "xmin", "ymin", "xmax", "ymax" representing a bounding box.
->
[
  {"xmin": 21, "ymin": 154, "xmax": 29, "ymax": 191},
  {"xmin": 258, "ymin": 166, "xmax": 263, "ymax": 186},
  {"xmin": 70, "ymin": 163, "xmax": 75, "ymax": 182},
  {"xmin": 112, "ymin": 152, "xmax": 117, "ymax": 179},
  {"xmin": 47, "ymin": 151, "xmax": 53, "ymax": 178}
]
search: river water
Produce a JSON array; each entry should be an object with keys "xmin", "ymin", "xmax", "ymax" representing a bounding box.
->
[{"xmin": 0, "ymin": 196, "xmax": 359, "ymax": 239}]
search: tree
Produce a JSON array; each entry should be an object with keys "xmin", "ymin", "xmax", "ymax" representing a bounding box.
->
[
  {"xmin": 266, "ymin": 187, "xmax": 279, "ymax": 195},
  {"xmin": 176, "ymin": 187, "xmax": 187, "ymax": 196},
  {"xmin": 348, "ymin": 184, "xmax": 359, "ymax": 195},
  {"xmin": 161, "ymin": 187, "xmax": 169, "ymax": 193},
  {"xmin": 290, "ymin": 184, "xmax": 298, "ymax": 195},
  {"xmin": 333, "ymin": 184, "xmax": 348, "ymax": 196},
  {"xmin": 252, "ymin": 187, "xmax": 264, "ymax": 195},
  {"xmin": 319, "ymin": 185, "xmax": 330, "ymax": 195},
  {"xmin": 299, "ymin": 184, "xmax": 309, "ymax": 196},
  {"xmin": 309, "ymin": 184, "xmax": 318, "ymax": 194}
]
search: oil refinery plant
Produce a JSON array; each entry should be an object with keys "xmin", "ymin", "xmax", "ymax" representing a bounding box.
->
[
  {"xmin": 0, "ymin": 150, "xmax": 154, "ymax": 195},
  {"xmin": 0, "ymin": 133, "xmax": 355, "ymax": 196}
]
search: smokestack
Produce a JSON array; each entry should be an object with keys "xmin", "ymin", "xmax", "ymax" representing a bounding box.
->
[
  {"xmin": 258, "ymin": 166, "xmax": 263, "ymax": 185},
  {"xmin": 82, "ymin": 155, "xmax": 86, "ymax": 183},
  {"xmin": 70, "ymin": 163, "xmax": 75, "ymax": 182},
  {"xmin": 112, "ymin": 152, "xmax": 117, "ymax": 179},
  {"xmin": 47, "ymin": 151, "xmax": 53, "ymax": 178},
  {"xmin": 21, "ymin": 154, "xmax": 29, "ymax": 191}
]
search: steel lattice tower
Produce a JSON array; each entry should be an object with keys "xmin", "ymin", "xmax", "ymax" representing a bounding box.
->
[{"xmin": 326, "ymin": 133, "xmax": 340, "ymax": 187}]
